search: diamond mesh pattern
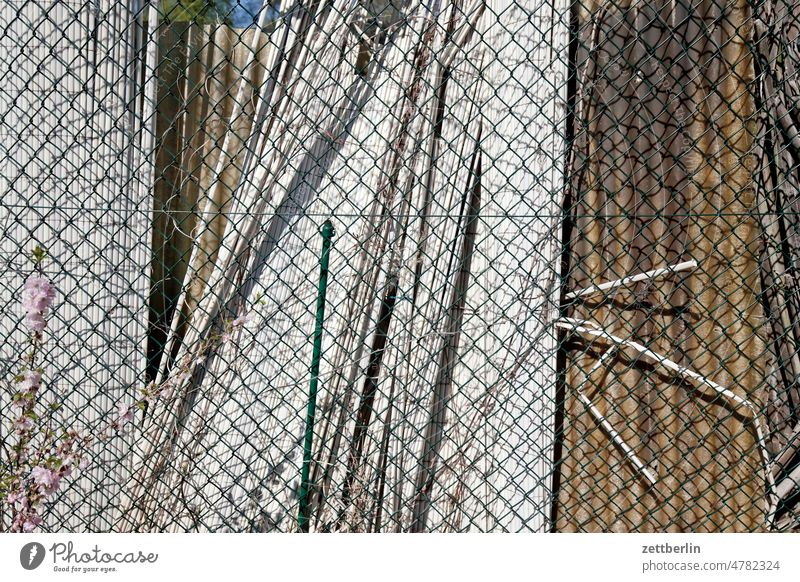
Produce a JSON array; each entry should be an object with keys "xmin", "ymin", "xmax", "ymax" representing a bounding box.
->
[{"xmin": 0, "ymin": 0, "xmax": 798, "ymax": 532}]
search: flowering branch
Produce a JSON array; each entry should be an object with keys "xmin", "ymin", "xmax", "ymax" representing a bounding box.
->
[
  {"xmin": 0, "ymin": 246, "xmax": 90, "ymax": 531},
  {"xmin": 1, "ymin": 246, "xmax": 253, "ymax": 532}
]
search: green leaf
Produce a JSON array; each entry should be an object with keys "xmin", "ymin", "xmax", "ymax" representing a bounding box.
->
[{"xmin": 31, "ymin": 245, "xmax": 47, "ymax": 266}]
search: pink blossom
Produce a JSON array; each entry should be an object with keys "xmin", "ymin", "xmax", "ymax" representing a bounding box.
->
[
  {"xmin": 30, "ymin": 466, "xmax": 60, "ymax": 496},
  {"xmin": 157, "ymin": 384, "xmax": 173, "ymax": 401},
  {"xmin": 78, "ymin": 457, "xmax": 89, "ymax": 471},
  {"xmin": 21, "ymin": 514, "xmax": 43, "ymax": 532},
  {"xmin": 18, "ymin": 369, "xmax": 42, "ymax": 392},
  {"xmin": 117, "ymin": 404, "xmax": 134, "ymax": 428},
  {"xmin": 21, "ymin": 275, "xmax": 55, "ymax": 332},
  {"xmin": 22, "ymin": 275, "xmax": 56, "ymax": 312},
  {"xmin": 231, "ymin": 313, "xmax": 250, "ymax": 329},
  {"xmin": 24, "ymin": 311, "xmax": 46, "ymax": 333},
  {"xmin": 13, "ymin": 416, "xmax": 33, "ymax": 432},
  {"xmin": 58, "ymin": 461, "xmax": 73, "ymax": 479},
  {"xmin": 6, "ymin": 490, "xmax": 25, "ymax": 510},
  {"xmin": 158, "ymin": 371, "xmax": 188, "ymax": 400},
  {"xmin": 10, "ymin": 397, "xmax": 26, "ymax": 414}
]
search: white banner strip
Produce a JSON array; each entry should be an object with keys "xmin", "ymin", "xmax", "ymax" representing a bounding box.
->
[{"xmin": 1, "ymin": 533, "xmax": 798, "ymax": 582}]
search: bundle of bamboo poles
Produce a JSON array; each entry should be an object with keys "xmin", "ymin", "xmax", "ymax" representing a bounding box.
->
[
  {"xmin": 752, "ymin": 0, "xmax": 800, "ymax": 531},
  {"xmin": 119, "ymin": 0, "xmax": 568, "ymax": 532}
]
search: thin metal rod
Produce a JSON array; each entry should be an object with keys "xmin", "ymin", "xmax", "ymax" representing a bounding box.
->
[
  {"xmin": 298, "ymin": 220, "xmax": 335, "ymax": 532},
  {"xmin": 564, "ymin": 260, "xmax": 698, "ymax": 301}
]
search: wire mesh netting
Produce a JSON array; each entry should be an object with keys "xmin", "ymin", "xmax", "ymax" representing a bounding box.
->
[{"xmin": 0, "ymin": 0, "xmax": 799, "ymax": 532}]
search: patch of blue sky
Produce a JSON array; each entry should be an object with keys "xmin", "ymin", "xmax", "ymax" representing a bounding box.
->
[{"xmin": 220, "ymin": 0, "xmax": 281, "ymax": 28}]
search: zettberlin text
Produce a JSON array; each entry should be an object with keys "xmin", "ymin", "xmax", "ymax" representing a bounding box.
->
[{"xmin": 642, "ymin": 543, "xmax": 701, "ymax": 554}]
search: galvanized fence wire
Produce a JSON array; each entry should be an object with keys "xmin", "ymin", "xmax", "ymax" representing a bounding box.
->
[{"xmin": 0, "ymin": 0, "xmax": 799, "ymax": 532}]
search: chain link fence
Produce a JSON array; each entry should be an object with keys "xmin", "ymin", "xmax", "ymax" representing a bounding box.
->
[{"xmin": 0, "ymin": 0, "xmax": 798, "ymax": 532}]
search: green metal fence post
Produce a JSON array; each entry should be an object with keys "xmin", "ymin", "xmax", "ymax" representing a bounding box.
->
[{"xmin": 298, "ymin": 219, "xmax": 335, "ymax": 532}]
